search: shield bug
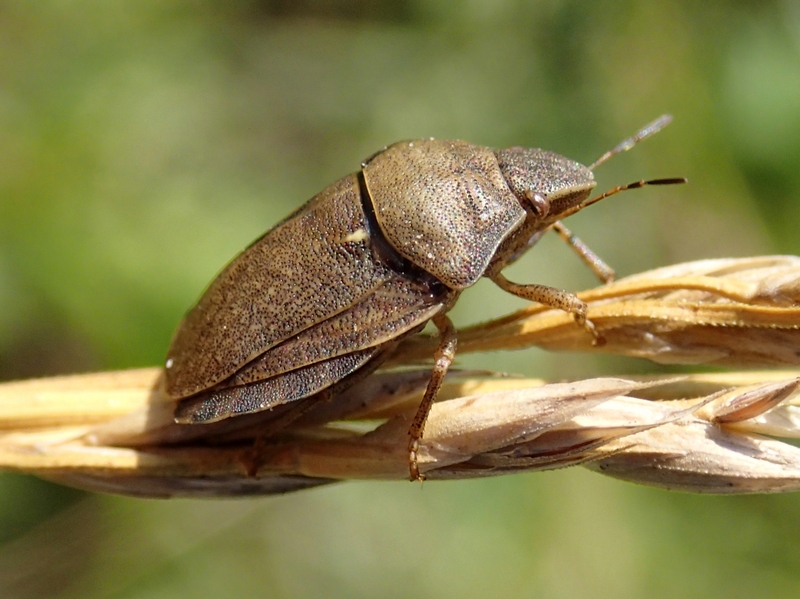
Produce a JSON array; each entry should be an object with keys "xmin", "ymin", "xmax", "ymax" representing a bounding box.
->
[{"xmin": 164, "ymin": 115, "xmax": 685, "ymax": 481}]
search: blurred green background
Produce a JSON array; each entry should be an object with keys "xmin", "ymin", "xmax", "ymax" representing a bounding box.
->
[{"xmin": 2, "ymin": 1, "xmax": 800, "ymax": 597}]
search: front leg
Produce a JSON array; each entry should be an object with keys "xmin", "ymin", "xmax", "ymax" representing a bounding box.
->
[
  {"xmin": 551, "ymin": 221, "xmax": 616, "ymax": 284},
  {"xmin": 491, "ymin": 272, "xmax": 601, "ymax": 343}
]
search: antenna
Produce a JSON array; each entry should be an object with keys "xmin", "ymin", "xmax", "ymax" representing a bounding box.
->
[
  {"xmin": 582, "ymin": 176, "xmax": 687, "ymax": 209},
  {"xmin": 547, "ymin": 117, "xmax": 685, "ymax": 283},
  {"xmin": 589, "ymin": 114, "xmax": 673, "ymax": 171},
  {"xmin": 558, "ymin": 177, "xmax": 687, "ymax": 221},
  {"xmin": 556, "ymin": 115, "xmax": 686, "ymax": 219}
]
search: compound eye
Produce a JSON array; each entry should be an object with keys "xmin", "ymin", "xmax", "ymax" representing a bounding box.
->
[{"xmin": 524, "ymin": 191, "xmax": 550, "ymax": 218}]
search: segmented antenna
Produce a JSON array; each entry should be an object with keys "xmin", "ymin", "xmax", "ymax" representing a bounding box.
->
[
  {"xmin": 589, "ymin": 114, "xmax": 673, "ymax": 171},
  {"xmin": 557, "ymin": 177, "xmax": 687, "ymax": 221}
]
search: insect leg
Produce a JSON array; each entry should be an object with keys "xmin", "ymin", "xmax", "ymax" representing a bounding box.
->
[
  {"xmin": 491, "ymin": 272, "xmax": 601, "ymax": 343},
  {"xmin": 408, "ymin": 313, "xmax": 457, "ymax": 482},
  {"xmin": 551, "ymin": 221, "xmax": 616, "ymax": 284}
]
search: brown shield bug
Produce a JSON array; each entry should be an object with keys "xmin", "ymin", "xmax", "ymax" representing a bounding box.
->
[{"xmin": 163, "ymin": 115, "xmax": 685, "ymax": 481}]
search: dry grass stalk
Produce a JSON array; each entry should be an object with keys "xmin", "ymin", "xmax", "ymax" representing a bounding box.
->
[{"xmin": 3, "ymin": 256, "xmax": 800, "ymax": 498}]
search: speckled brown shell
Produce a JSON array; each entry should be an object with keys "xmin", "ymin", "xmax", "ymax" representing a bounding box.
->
[
  {"xmin": 362, "ymin": 139, "xmax": 526, "ymax": 290},
  {"xmin": 164, "ymin": 138, "xmax": 596, "ymax": 424},
  {"xmin": 164, "ymin": 173, "xmax": 450, "ymax": 403}
]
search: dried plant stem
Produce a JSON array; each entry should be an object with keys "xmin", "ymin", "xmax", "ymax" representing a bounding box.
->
[{"xmin": 3, "ymin": 256, "xmax": 800, "ymax": 497}]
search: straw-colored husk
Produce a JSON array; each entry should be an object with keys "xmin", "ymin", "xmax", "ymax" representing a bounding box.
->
[{"xmin": 3, "ymin": 256, "xmax": 800, "ymax": 497}]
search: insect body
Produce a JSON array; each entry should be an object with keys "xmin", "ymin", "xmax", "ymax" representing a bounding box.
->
[{"xmin": 164, "ymin": 117, "xmax": 684, "ymax": 481}]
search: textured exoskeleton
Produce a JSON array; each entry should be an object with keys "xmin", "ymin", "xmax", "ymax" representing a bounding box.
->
[{"xmin": 164, "ymin": 119, "xmax": 682, "ymax": 480}]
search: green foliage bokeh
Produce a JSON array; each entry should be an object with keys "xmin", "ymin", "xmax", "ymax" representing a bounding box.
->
[{"xmin": 2, "ymin": 1, "xmax": 800, "ymax": 597}]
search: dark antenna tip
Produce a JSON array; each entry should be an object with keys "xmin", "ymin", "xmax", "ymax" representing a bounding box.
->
[
  {"xmin": 582, "ymin": 177, "xmax": 686, "ymax": 210},
  {"xmin": 558, "ymin": 176, "xmax": 687, "ymax": 220},
  {"xmin": 647, "ymin": 177, "xmax": 687, "ymax": 186}
]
